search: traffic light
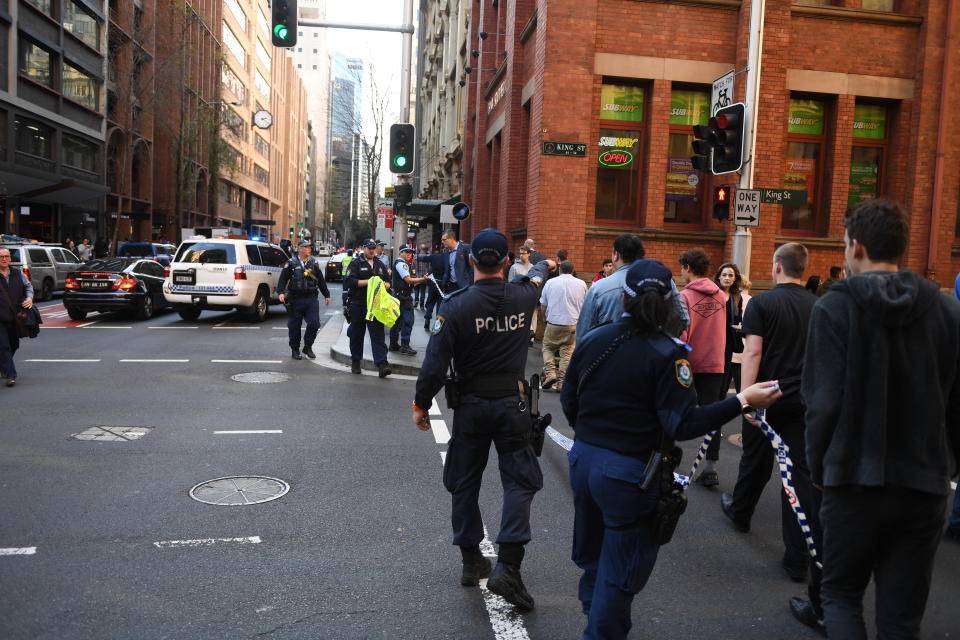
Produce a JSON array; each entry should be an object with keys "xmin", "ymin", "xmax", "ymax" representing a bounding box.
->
[
  {"xmin": 713, "ymin": 185, "xmax": 732, "ymax": 221},
  {"xmin": 691, "ymin": 122, "xmax": 715, "ymax": 173},
  {"xmin": 389, "ymin": 123, "xmax": 415, "ymax": 174},
  {"xmin": 289, "ymin": 226, "xmax": 295, "ymax": 237},
  {"xmin": 710, "ymin": 103, "xmax": 745, "ymax": 174},
  {"xmin": 271, "ymin": 0, "xmax": 297, "ymax": 47},
  {"xmin": 394, "ymin": 182, "xmax": 413, "ymax": 206}
]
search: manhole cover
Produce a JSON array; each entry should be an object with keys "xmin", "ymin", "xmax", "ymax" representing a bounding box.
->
[
  {"xmin": 230, "ymin": 372, "xmax": 291, "ymax": 384},
  {"xmin": 189, "ymin": 476, "xmax": 290, "ymax": 505},
  {"xmin": 728, "ymin": 433, "xmax": 743, "ymax": 448},
  {"xmin": 72, "ymin": 426, "xmax": 152, "ymax": 441}
]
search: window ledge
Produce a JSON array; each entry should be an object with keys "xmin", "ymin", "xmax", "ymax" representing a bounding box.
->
[
  {"xmin": 626, "ymin": 0, "xmax": 740, "ymax": 8},
  {"xmin": 586, "ymin": 224, "xmax": 727, "ymax": 243},
  {"xmin": 792, "ymin": 5, "xmax": 923, "ymax": 26},
  {"xmin": 774, "ymin": 234, "xmax": 844, "ymax": 249}
]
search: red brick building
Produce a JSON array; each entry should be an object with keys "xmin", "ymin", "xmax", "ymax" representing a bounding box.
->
[{"xmin": 459, "ymin": 0, "xmax": 960, "ymax": 289}]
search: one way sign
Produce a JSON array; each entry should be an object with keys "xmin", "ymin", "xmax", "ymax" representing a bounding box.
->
[{"xmin": 734, "ymin": 188, "xmax": 761, "ymax": 228}]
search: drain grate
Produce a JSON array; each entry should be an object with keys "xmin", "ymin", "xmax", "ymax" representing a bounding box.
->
[
  {"xmin": 71, "ymin": 426, "xmax": 153, "ymax": 441},
  {"xmin": 189, "ymin": 476, "xmax": 289, "ymax": 506},
  {"xmin": 230, "ymin": 372, "xmax": 291, "ymax": 384}
]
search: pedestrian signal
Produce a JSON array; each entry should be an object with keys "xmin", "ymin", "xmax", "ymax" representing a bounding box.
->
[{"xmin": 713, "ymin": 186, "xmax": 732, "ymax": 221}]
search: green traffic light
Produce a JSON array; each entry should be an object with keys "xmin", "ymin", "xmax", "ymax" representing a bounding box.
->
[
  {"xmin": 273, "ymin": 24, "xmax": 288, "ymax": 40},
  {"xmin": 394, "ymin": 155, "xmax": 407, "ymax": 168}
]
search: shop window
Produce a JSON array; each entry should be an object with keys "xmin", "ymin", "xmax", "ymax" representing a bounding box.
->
[
  {"xmin": 665, "ymin": 89, "xmax": 710, "ymax": 225},
  {"xmin": 64, "ymin": 2, "xmax": 100, "ymax": 49},
  {"xmin": 24, "ymin": 0, "xmax": 53, "ymax": 16},
  {"xmin": 848, "ymin": 103, "xmax": 888, "ymax": 208},
  {"xmin": 18, "ymin": 40, "xmax": 53, "ymax": 87},
  {"xmin": 14, "ymin": 117, "xmax": 54, "ymax": 159},
  {"xmin": 782, "ymin": 98, "xmax": 828, "ymax": 233},
  {"xmin": 595, "ymin": 84, "xmax": 645, "ymax": 222},
  {"xmin": 862, "ymin": 0, "xmax": 895, "ymax": 10},
  {"xmin": 63, "ymin": 63, "xmax": 99, "ymax": 110}
]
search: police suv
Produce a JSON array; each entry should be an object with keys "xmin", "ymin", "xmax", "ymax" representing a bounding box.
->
[{"xmin": 163, "ymin": 237, "xmax": 287, "ymax": 321}]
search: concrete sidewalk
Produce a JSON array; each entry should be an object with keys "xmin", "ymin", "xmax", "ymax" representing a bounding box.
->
[{"xmin": 329, "ymin": 305, "xmax": 433, "ymax": 375}]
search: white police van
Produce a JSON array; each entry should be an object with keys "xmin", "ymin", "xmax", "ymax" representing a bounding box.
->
[{"xmin": 163, "ymin": 237, "xmax": 287, "ymax": 321}]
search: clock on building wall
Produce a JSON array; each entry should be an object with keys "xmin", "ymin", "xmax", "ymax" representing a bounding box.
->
[{"xmin": 253, "ymin": 110, "xmax": 274, "ymax": 129}]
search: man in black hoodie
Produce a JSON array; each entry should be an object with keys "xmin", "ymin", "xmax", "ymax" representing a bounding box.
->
[{"xmin": 798, "ymin": 200, "xmax": 960, "ymax": 639}]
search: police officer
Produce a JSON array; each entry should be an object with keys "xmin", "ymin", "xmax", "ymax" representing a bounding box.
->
[
  {"xmin": 559, "ymin": 259, "xmax": 782, "ymax": 640},
  {"xmin": 389, "ymin": 245, "xmax": 426, "ymax": 355},
  {"xmin": 344, "ymin": 238, "xmax": 392, "ymax": 377},
  {"xmin": 278, "ymin": 240, "xmax": 331, "ymax": 360},
  {"xmin": 412, "ymin": 228, "xmax": 556, "ymax": 611}
]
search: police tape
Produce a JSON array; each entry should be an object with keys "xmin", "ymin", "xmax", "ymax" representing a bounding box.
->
[
  {"xmin": 427, "ymin": 274, "xmax": 448, "ymax": 300},
  {"xmin": 688, "ymin": 430, "xmax": 715, "ymax": 480},
  {"xmin": 544, "ymin": 426, "xmax": 690, "ymax": 488},
  {"xmin": 754, "ymin": 409, "xmax": 822, "ymax": 569}
]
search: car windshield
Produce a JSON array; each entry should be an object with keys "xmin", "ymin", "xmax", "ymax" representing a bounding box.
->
[
  {"xmin": 81, "ymin": 258, "xmax": 131, "ymax": 273},
  {"xmin": 118, "ymin": 244, "xmax": 153, "ymax": 257},
  {"xmin": 177, "ymin": 242, "xmax": 236, "ymax": 264}
]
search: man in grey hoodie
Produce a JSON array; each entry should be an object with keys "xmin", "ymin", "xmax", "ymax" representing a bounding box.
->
[{"xmin": 797, "ymin": 200, "xmax": 960, "ymax": 639}]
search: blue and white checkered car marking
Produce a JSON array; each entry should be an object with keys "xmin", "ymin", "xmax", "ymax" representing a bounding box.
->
[
  {"xmin": 170, "ymin": 285, "xmax": 237, "ymax": 294},
  {"xmin": 242, "ymin": 264, "xmax": 283, "ymax": 272}
]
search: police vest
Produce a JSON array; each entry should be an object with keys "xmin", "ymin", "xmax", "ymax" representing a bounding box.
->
[
  {"xmin": 392, "ymin": 258, "xmax": 416, "ymax": 297},
  {"xmin": 287, "ymin": 258, "xmax": 320, "ymax": 294},
  {"xmin": 341, "ymin": 255, "xmax": 353, "ymax": 275}
]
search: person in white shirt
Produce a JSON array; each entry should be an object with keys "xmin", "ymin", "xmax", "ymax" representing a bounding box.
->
[
  {"xmin": 76, "ymin": 238, "xmax": 92, "ymax": 261},
  {"xmin": 538, "ymin": 260, "xmax": 587, "ymax": 391},
  {"xmin": 508, "ymin": 247, "xmax": 533, "ymax": 281}
]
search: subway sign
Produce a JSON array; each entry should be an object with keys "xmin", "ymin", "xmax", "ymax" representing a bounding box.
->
[{"xmin": 598, "ymin": 150, "xmax": 634, "ymax": 167}]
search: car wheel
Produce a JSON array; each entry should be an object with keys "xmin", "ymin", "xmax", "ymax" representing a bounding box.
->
[
  {"xmin": 246, "ymin": 289, "xmax": 268, "ymax": 322},
  {"xmin": 138, "ymin": 294, "xmax": 154, "ymax": 320},
  {"xmin": 177, "ymin": 307, "xmax": 202, "ymax": 321},
  {"xmin": 66, "ymin": 307, "xmax": 87, "ymax": 321},
  {"xmin": 41, "ymin": 278, "xmax": 54, "ymax": 301}
]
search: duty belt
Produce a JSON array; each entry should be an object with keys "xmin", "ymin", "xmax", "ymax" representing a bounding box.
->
[{"xmin": 459, "ymin": 374, "xmax": 522, "ymax": 398}]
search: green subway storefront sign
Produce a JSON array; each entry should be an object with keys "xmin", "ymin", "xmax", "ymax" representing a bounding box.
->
[
  {"xmin": 600, "ymin": 85, "xmax": 645, "ymax": 122},
  {"xmin": 852, "ymin": 104, "xmax": 886, "ymax": 139},
  {"xmin": 669, "ymin": 90, "xmax": 710, "ymax": 126},
  {"xmin": 788, "ymin": 99, "xmax": 825, "ymax": 135}
]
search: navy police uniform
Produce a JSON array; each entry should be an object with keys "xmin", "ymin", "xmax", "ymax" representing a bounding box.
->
[
  {"xmin": 559, "ymin": 260, "xmax": 747, "ymax": 640},
  {"xmin": 277, "ymin": 251, "xmax": 330, "ymax": 356},
  {"xmin": 389, "ymin": 252, "xmax": 417, "ymax": 351},
  {"xmin": 414, "ymin": 228, "xmax": 550, "ymax": 610},
  {"xmin": 344, "ymin": 241, "xmax": 392, "ymax": 370}
]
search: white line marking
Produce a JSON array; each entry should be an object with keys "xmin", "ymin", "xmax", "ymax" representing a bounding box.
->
[
  {"xmin": 440, "ymin": 451, "xmax": 446, "ymax": 464},
  {"xmin": 213, "ymin": 430, "xmax": 283, "ymax": 435},
  {"xmin": 479, "ymin": 529, "xmax": 529, "ymax": 639},
  {"xmin": 40, "ymin": 326, "xmax": 67, "ymax": 329},
  {"xmin": 212, "ymin": 326, "xmax": 260, "ymax": 330},
  {"xmin": 75, "ymin": 320, "xmax": 99, "ymax": 327},
  {"xmin": 148, "ymin": 326, "xmax": 199, "ymax": 330},
  {"xmin": 83, "ymin": 326, "xmax": 133, "ymax": 329},
  {"xmin": 210, "ymin": 359, "xmax": 283, "ymax": 364},
  {"xmin": 0, "ymin": 547, "xmax": 36, "ymax": 556},
  {"xmin": 429, "ymin": 399, "xmax": 441, "ymax": 415},
  {"xmin": 430, "ymin": 419, "xmax": 450, "ymax": 445},
  {"xmin": 25, "ymin": 359, "xmax": 100, "ymax": 362},
  {"xmin": 119, "ymin": 359, "xmax": 190, "ymax": 363},
  {"xmin": 953, "ymin": 481, "xmax": 958, "ymax": 491},
  {"xmin": 324, "ymin": 311, "xmax": 338, "ymax": 315},
  {"xmin": 272, "ymin": 327, "xmax": 287, "ymax": 330},
  {"xmin": 153, "ymin": 536, "xmax": 261, "ymax": 549}
]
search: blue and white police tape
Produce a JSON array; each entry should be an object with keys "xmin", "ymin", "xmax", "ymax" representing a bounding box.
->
[
  {"xmin": 427, "ymin": 274, "xmax": 448, "ymax": 300},
  {"xmin": 754, "ymin": 409, "xmax": 821, "ymax": 570},
  {"xmin": 544, "ymin": 426, "xmax": 690, "ymax": 488},
  {"xmin": 688, "ymin": 430, "xmax": 715, "ymax": 480}
]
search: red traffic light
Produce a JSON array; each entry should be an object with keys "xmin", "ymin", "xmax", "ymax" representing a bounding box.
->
[{"xmin": 716, "ymin": 186, "xmax": 729, "ymax": 202}]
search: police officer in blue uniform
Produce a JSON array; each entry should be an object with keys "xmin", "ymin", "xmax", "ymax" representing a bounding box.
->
[
  {"xmin": 559, "ymin": 259, "xmax": 782, "ymax": 640},
  {"xmin": 389, "ymin": 245, "xmax": 426, "ymax": 355},
  {"xmin": 278, "ymin": 240, "xmax": 331, "ymax": 360},
  {"xmin": 344, "ymin": 238, "xmax": 392, "ymax": 377},
  {"xmin": 412, "ymin": 228, "xmax": 556, "ymax": 611}
]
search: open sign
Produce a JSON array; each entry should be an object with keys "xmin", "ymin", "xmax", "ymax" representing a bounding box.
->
[{"xmin": 598, "ymin": 150, "xmax": 634, "ymax": 167}]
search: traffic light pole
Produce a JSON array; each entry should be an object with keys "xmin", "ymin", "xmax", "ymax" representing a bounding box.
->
[{"xmin": 730, "ymin": 0, "xmax": 766, "ymax": 281}]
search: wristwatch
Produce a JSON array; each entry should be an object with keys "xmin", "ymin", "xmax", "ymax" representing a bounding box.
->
[{"xmin": 736, "ymin": 392, "xmax": 754, "ymax": 416}]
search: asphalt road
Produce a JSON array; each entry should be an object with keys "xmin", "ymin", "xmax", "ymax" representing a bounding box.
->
[{"xmin": 2, "ymin": 286, "xmax": 958, "ymax": 639}]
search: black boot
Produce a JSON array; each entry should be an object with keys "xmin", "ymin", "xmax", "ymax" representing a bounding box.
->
[
  {"xmin": 302, "ymin": 346, "xmax": 316, "ymax": 359},
  {"xmin": 789, "ymin": 597, "xmax": 826, "ymax": 636},
  {"xmin": 424, "ymin": 317, "xmax": 431, "ymax": 330},
  {"xmin": 378, "ymin": 362, "xmax": 392, "ymax": 378},
  {"xmin": 460, "ymin": 549, "xmax": 492, "ymax": 587},
  {"xmin": 350, "ymin": 360, "xmax": 361, "ymax": 374},
  {"xmin": 291, "ymin": 348, "xmax": 303, "ymax": 360},
  {"xmin": 389, "ymin": 340, "xmax": 401, "ymax": 352},
  {"xmin": 486, "ymin": 562, "xmax": 534, "ymax": 611},
  {"xmin": 398, "ymin": 343, "xmax": 417, "ymax": 356}
]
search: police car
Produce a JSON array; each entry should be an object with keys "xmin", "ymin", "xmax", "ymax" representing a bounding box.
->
[{"xmin": 162, "ymin": 237, "xmax": 287, "ymax": 321}]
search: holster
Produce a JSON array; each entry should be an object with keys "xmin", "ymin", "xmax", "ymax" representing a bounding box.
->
[
  {"xmin": 444, "ymin": 377, "xmax": 461, "ymax": 410},
  {"xmin": 640, "ymin": 444, "xmax": 687, "ymax": 546}
]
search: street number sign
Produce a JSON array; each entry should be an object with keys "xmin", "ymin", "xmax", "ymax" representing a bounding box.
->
[
  {"xmin": 734, "ymin": 188, "xmax": 761, "ymax": 227},
  {"xmin": 712, "ymin": 70, "xmax": 735, "ymax": 117}
]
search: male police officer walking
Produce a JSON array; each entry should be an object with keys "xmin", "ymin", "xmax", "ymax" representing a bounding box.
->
[
  {"xmin": 412, "ymin": 228, "xmax": 556, "ymax": 611},
  {"xmin": 278, "ymin": 240, "xmax": 331, "ymax": 360},
  {"xmin": 389, "ymin": 246, "xmax": 426, "ymax": 355},
  {"xmin": 345, "ymin": 238, "xmax": 392, "ymax": 376}
]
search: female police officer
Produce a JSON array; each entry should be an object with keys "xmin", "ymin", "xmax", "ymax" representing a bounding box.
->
[{"xmin": 560, "ymin": 259, "xmax": 781, "ymax": 640}]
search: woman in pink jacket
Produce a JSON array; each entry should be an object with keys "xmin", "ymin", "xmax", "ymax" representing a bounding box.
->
[{"xmin": 678, "ymin": 248, "xmax": 728, "ymax": 486}]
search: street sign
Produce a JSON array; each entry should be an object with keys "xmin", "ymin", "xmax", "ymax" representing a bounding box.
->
[
  {"xmin": 384, "ymin": 186, "xmax": 397, "ymax": 198},
  {"xmin": 542, "ymin": 141, "xmax": 587, "ymax": 157},
  {"xmin": 733, "ymin": 188, "xmax": 761, "ymax": 227},
  {"xmin": 376, "ymin": 198, "xmax": 394, "ymax": 229},
  {"xmin": 759, "ymin": 188, "xmax": 807, "ymax": 206},
  {"xmin": 711, "ymin": 70, "xmax": 735, "ymax": 117},
  {"xmin": 452, "ymin": 202, "xmax": 471, "ymax": 221}
]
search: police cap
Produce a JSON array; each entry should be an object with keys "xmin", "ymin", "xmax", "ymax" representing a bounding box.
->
[
  {"xmin": 623, "ymin": 259, "xmax": 673, "ymax": 297},
  {"xmin": 361, "ymin": 238, "xmax": 377, "ymax": 249},
  {"xmin": 376, "ymin": 240, "xmax": 387, "ymax": 247},
  {"xmin": 399, "ymin": 245, "xmax": 416, "ymax": 254},
  {"xmin": 297, "ymin": 240, "xmax": 311, "ymax": 248},
  {"xmin": 470, "ymin": 228, "xmax": 509, "ymax": 267}
]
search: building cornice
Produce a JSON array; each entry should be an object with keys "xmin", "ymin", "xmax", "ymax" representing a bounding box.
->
[
  {"xmin": 792, "ymin": 5, "xmax": 922, "ymax": 26},
  {"xmin": 626, "ymin": 0, "xmax": 740, "ymax": 9}
]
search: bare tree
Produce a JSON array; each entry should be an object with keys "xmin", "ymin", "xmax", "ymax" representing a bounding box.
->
[{"xmin": 360, "ymin": 71, "xmax": 388, "ymax": 231}]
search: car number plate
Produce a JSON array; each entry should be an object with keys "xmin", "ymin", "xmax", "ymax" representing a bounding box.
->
[
  {"xmin": 84, "ymin": 281, "xmax": 111, "ymax": 289},
  {"xmin": 174, "ymin": 273, "xmax": 194, "ymax": 284}
]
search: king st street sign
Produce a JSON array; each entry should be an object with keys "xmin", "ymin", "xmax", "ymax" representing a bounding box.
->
[{"xmin": 542, "ymin": 141, "xmax": 587, "ymax": 157}]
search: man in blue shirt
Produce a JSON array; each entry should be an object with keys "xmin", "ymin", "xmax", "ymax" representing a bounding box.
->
[
  {"xmin": 441, "ymin": 229, "xmax": 473, "ymax": 293},
  {"xmin": 575, "ymin": 234, "xmax": 688, "ymax": 341}
]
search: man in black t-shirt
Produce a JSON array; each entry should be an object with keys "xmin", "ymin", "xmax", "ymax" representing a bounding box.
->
[{"xmin": 719, "ymin": 243, "xmax": 823, "ymax": 626}]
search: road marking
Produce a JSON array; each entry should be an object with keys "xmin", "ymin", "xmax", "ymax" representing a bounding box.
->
[
  {"xmin": 324, "ymin": 311, "xmax": 338, "ymax": 315},
  {"xmin": 25, "ymin": 359, "xmax": 100, "ymax": 362},
  {"xmin": 148, "ymin": 326, "xmax": 199, "ymax": 330},
  {"xmin": 440, "ymin": 451, "xmax": 446, "ymax": 464},
  {"xmin": 83, "ymin": 326, "xmax": 133, "ymax": 329},
  {"xmin": 212, "ymin": 326, "xmax": 260, "ymax": 330},
  {"xmin": 430, "ymin": 419, "xmax": 450, "ymax": 444},
  {"xmin": 210, "ymin": 359, "xmax": 283, "ymax": 364},
  {"xmin": 119, "ymin": 359, "xmax": 190, "ymax": 363},
  {"xmin": 0, "ymin": 547, "xmax": 36, "ymax": 556},
  {"xmin": 75, "ymin": 320, "xmax": 100, "ymax": 328},
  {"xmin": 953, "ymin": 481, "xmax": 958, "ymax": 491},
  {"xmin": 430, "ymin": 399, "xmax": 442, "ymax": 415},
  {"xmin": 271, "ymin": 327, "xmax": 287, "ymax": 330},
  {"xmin": 213, "ymin": 430, "xmax": 283, "ymax": 435},
  {"xmin": 40, "ymin": 326, "xmax": 67, "ymax": 329},
  {"xmin": 153, "ymin": 536, "xmax": 261, "ymax": 549}
]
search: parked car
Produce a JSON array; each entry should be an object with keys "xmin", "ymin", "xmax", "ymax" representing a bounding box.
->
[
  {"xmin": 324, "ymin": 252, "xmax": 349, "ymax": 282},
  {"xmin": 64, "ymin": 258, "xmax": 172, "ymax": 321},
  {"xmin": 0, "ymin": 242, "xmax": 81, "ymax": 301},
  {"xmin": 163, "ymin": 238, "xmax": 286, "ymax": 322},
  {"xmin": 117, "ymin": 242, "xmax": 177, "ymax": 266}
]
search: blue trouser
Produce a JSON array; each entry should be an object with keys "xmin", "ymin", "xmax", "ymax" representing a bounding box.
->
[
  {"xmin": 950, "ymin": 484, "xmax": 960, "ymax": 529},
  {"xmin": 389, "ymin": 305, "xmax": 414, "ymax": 345},
  {"xmin": 414, "ymin": 282, "xmax": 427, "ymax": 306},
  {"xmin": 287, "ymin": 295, "xmax": 320, "ymax": 349},
  {"xmin": 569, "ymin": 440, "xmax": 660, "ymax": 640},
  {"xmin": 444, "ymin": 394, "xmax": 543, "ymax": 548},
  {"xmin": 424, "ymin": 282, "xmax": 441, "ymax": 321},
  {"xmin": 347, "ymin": 303, "xmax": 387, "ymax": 365},
  {"xmin": 0, "ymin": 322, "xmax": 18, "ymax": 379}
]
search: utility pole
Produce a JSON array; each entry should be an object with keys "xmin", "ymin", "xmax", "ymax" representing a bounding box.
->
[{"xmin": 730, "ymin": 0, "xmax": 766, "ymax": 281}]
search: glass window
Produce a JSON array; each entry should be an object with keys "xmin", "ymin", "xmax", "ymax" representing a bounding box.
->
[
  {"xmin": 595, "ymin": 129, "xmax": 641, "ymax": 221},
  {"xmin": 782, "ymin": 99, "xmax": 826, "ymax": 232},
  {"xmin": 63, "ymin": 134, "xmax": 97, "ymax": 171},
  {"xmin": 665, "ymin": 89, "xmax": 710, "ymax": 224},
  {"xmin": 255, "ymin": 70, "xmax": 270, "ymax": 97},
  {"xmin": 599, "ymin": 84, "xmax": 645, "ymax": 123},
  {"xmin": 259, "ymin": 246, "xmax": 287, "ymax": 267},
  {"xmin": 14, "ymin": 117, "xmax": 54, "ymax": 158},
  {"xmin": 63, "ymin": 63, "xmax": 99, "ymax": 110},
  {"xmin": 245, "ymin": 245, "xmax": 263, "ymax": 265},
  {"xmin": 254, "ymin": 164, "xmax": 269, "ymax": 186},
  {"xmin": 225, "ymin": 0, "xmax": 247, "ymax": 31},
  {"xmin": 861, "ymin": 0, "xmax": 894, "ymax": 9},
  {"xmin": 848, "ymin": 104, "xmax": 887, "ymax": 208},
  {"xmin": 64, "ymin": 2, "xmax": 100, "ymax": 49},
  {"xmin": 24, "ymin": 0, "xmax": 52, "ymax": 15},
  {"xmin": 177, "ymin": 242, "xmax": 237, "ymax": 264},
  {"xmin": 254, "ymin": 133, "xmax": 269, "ymax": 158},
  {"xmin": 222, "ymin": 21, "xmax": 246, "ymax": 67},
  {"xmin": 221, "ymin": 65, "xmax": 246, "ymax": 104},
  {"xmin": 19, "ymin": 41, "xmax": 52, "ymax": 87},
  {"xmin": 256, "ymin": 40, "xmax": 271, "ymax": 72},
  {"xmin": 28, "ymin": 248, "xmax": 51, "ymax": 264},
  {"xmin": 257, "ymin": 8, "xmax": 270, "ymax": 35}
]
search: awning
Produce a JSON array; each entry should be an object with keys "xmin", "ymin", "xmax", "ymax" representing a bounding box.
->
[{"xmin": 406, "ymin": 193, "xmax": 461, "ymax": 222}]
